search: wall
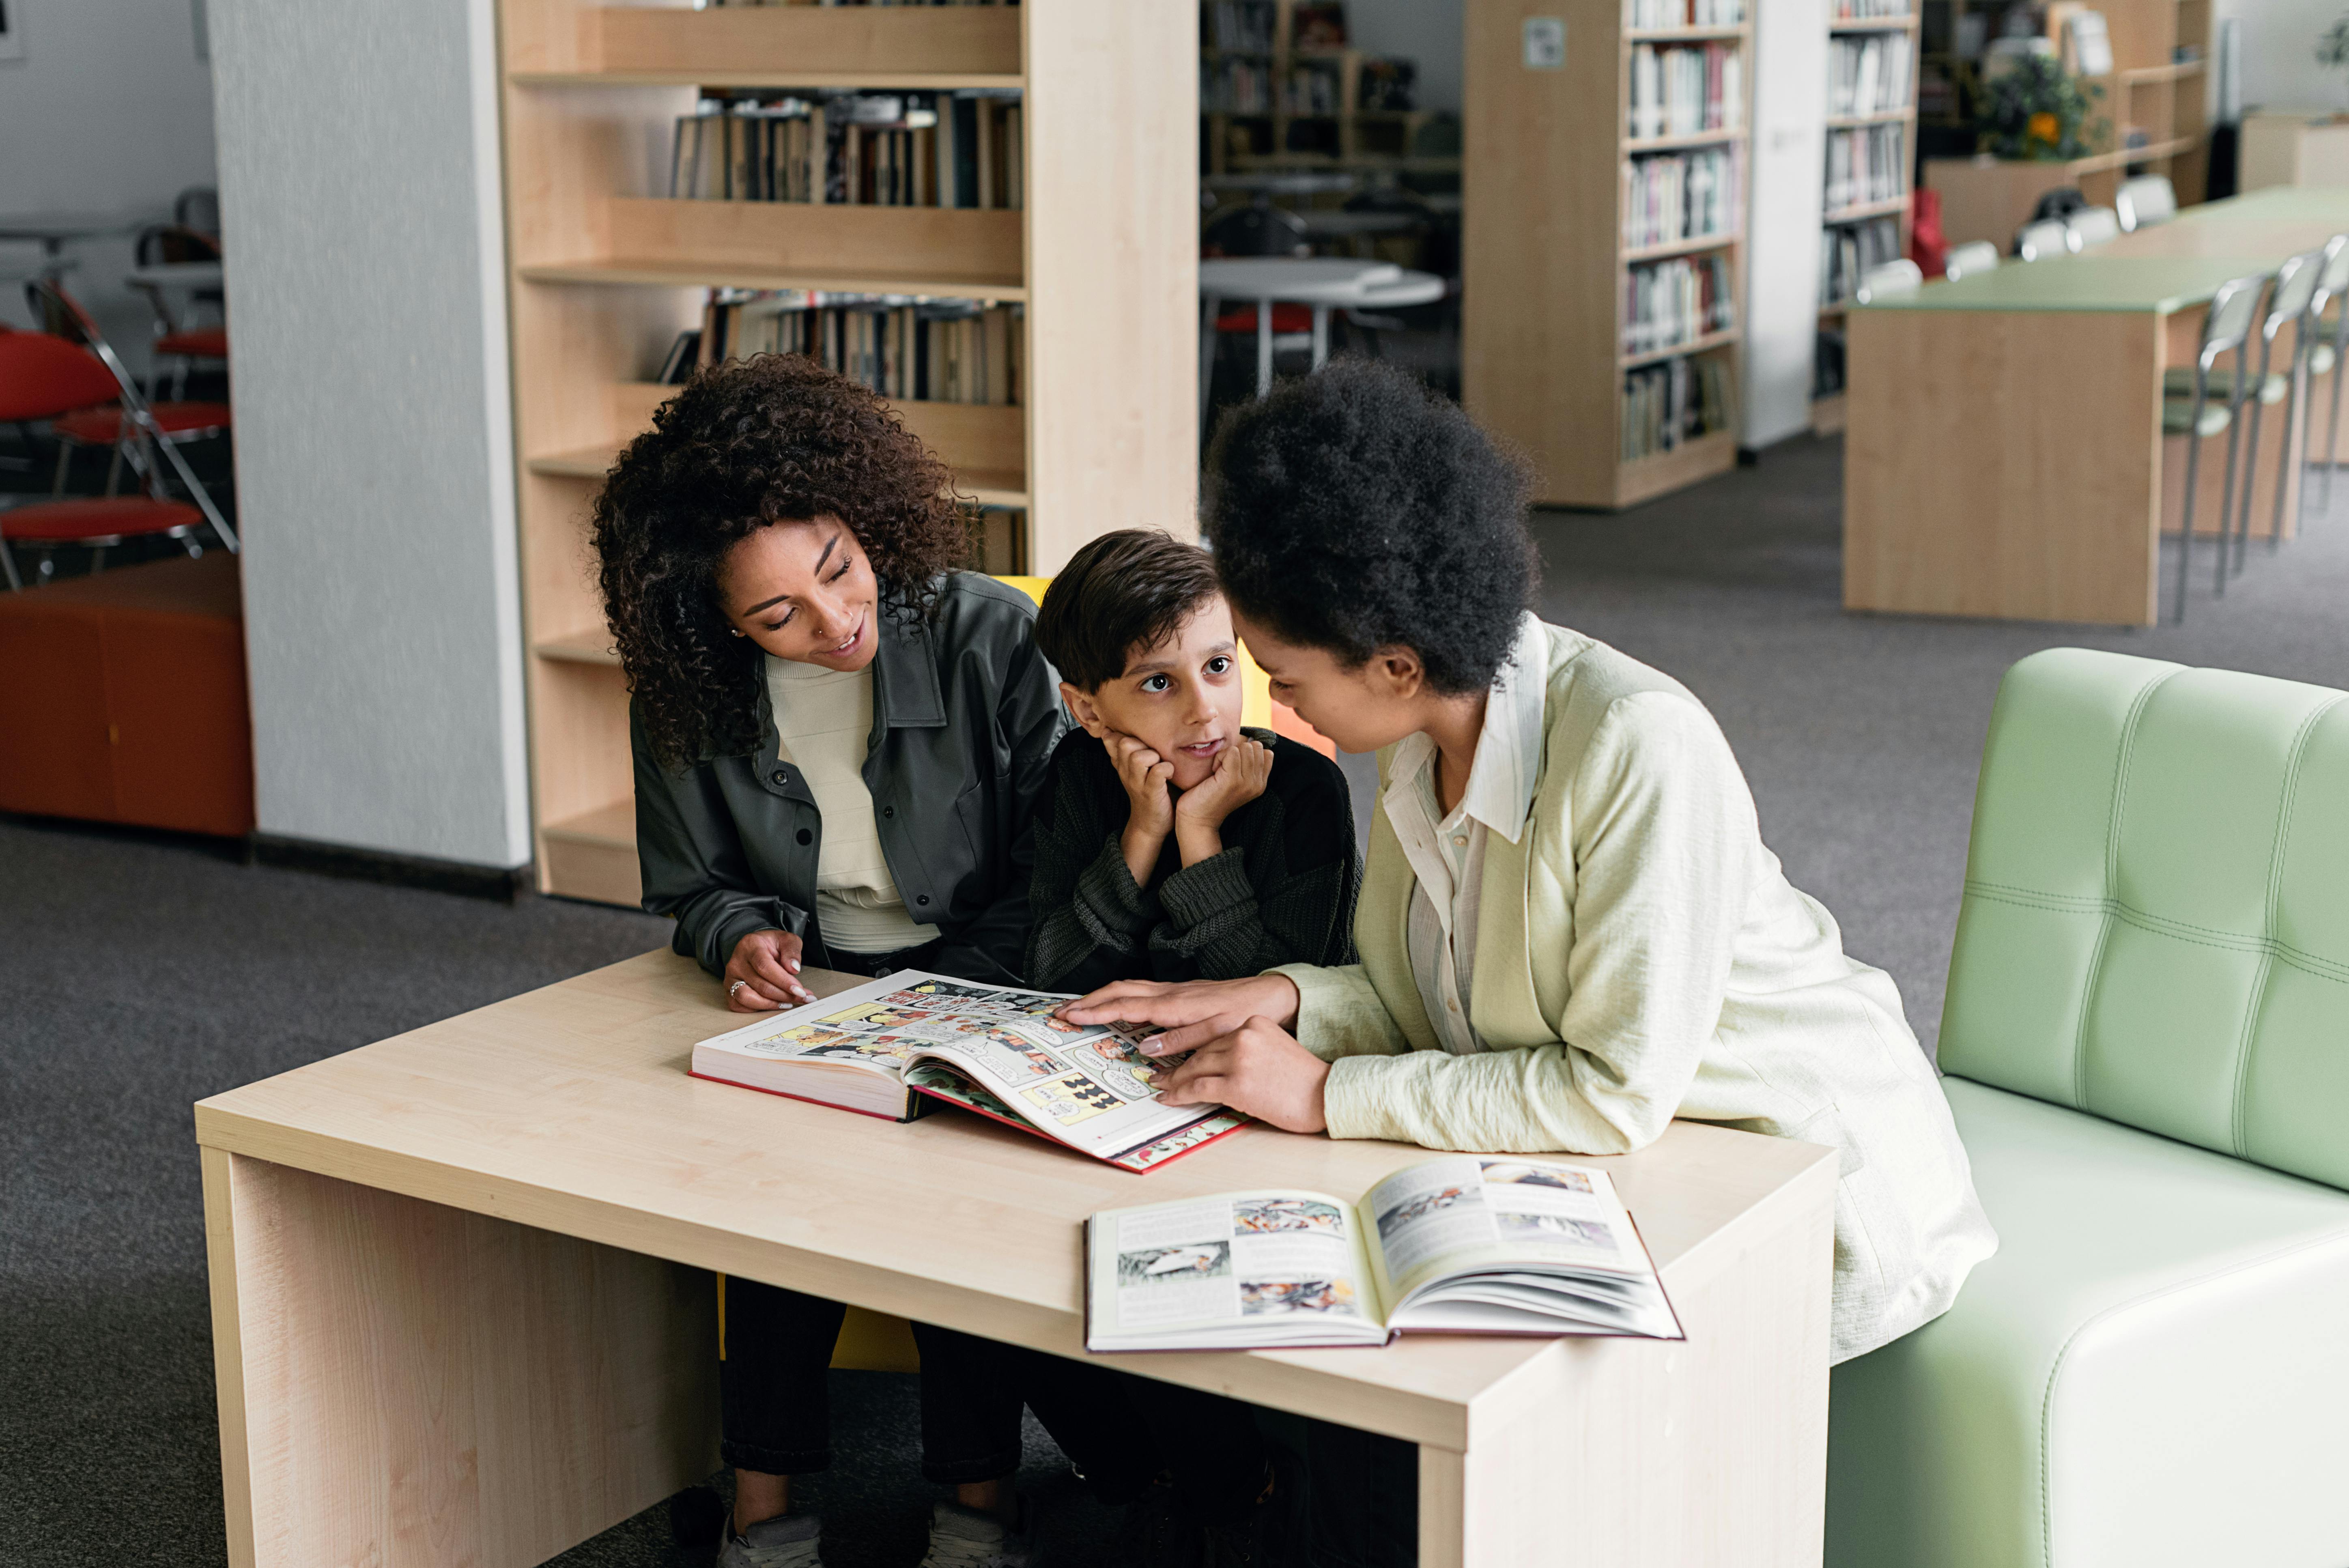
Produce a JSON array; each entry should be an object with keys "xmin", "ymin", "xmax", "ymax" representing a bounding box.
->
[
  {"xmin": 1348, "ymin": 0, "xmax": 1464, "ymax": 114},
  {"xmin": 1744, "ymin": 0, "xmax": 1831, "ymax": 447},
  {"xmin": 209, "ymin": 0, "xmax": 532, "ymax": 871},
  {"xmin": 2213, "ymin": 0, "xmax": 2347, "ymax": 113},
  {"xmin": 0, "ymin": 0, "xmax": 218, "ymax": 374}
]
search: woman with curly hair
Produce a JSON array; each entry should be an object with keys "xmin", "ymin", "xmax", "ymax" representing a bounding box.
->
[
  {"xmin": 592, "ymin": 353, "xmax": 1063, "ymax": 1568},
  {"xmin": 1062, "ymin": 360, "xmax": 1996, "ymax": 1565}
]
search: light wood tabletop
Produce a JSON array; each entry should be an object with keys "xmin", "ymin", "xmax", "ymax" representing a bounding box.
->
[{"xmin": 196, "ymin": 949, "xmax": 1838, "ymax": 1568}]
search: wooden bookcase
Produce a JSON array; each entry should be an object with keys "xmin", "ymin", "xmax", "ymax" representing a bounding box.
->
[
  {"xmin": 1921, "ymin": 0, "xmax": 2211, "ymax": 249},
  {"xmin": 1462, "ymin": 0, "xmax": 1756, "ymax": 509},
  {"xmin": 1812, "ymin": 1, "xmax": 1921, "ymax": 434},
  {"xmin": 1199, "ymin": 0, "xmax": 1457, "ymax": 175},
  {"xmin": 495, "ymin": 0, "xmax": 1196, "ymax": 906}
]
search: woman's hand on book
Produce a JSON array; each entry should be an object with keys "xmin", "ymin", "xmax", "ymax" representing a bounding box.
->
[
  {"xmin": 726, "ymin": 929, "xmax": 815, "ymax": 1010},
  {"xmin": 1056, "ymin": 973, "xmax": 1301, "ymax": 1047},
  {"xmin": 1148, "ymin": 1016, "xmax": 1329, "ymax": 1134}
]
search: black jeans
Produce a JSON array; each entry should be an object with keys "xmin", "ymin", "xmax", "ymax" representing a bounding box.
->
[
  {"xmin": 718, "ymin": 938, "xmax": 1024, "ymax": 1485},
  {"xmin": 718, "ymin": 1278, "xmax": 1026, "ymax": 1484},
  {"xmin": 1304, "ymin": 1420, "xmax": 1417, "ymax": 1568},
  {"xmin": 1014, "ymin": 1352, "xmax": 1273, "ymax": 1524}
]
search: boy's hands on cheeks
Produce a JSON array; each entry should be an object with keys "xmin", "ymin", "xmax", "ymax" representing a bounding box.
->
[
  {"xmin": 1172, "ymin": 735, "xmax": 1272, "ymax": 865},
  {"xmin": 1106, "ymin": 731, "xmax": 1177, "ymax": 885},
  {"xmin": 725, "ymin": 928, "xmax": 815, "ymax": 1010},
  {"xmin": 1150, "ymin": 1017, "xmax": 1330, "ymax": 1134}
]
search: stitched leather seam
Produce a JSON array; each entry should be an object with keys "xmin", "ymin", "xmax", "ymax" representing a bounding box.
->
[
  {"xmin": 1960, "ymin": 886, "xmax": 2349, "ymax": 985},
  {"xmin": 2037, "ymin": 1224, "xmax": 2349, "ymax": 1566},
  {"xmin": 2231, "ymin": 696, "xmax": 2345, "ymax": 1155},
  {"xmin": 2076, "ymin": 672, "xmax": 2179, "ymax": 1105}
]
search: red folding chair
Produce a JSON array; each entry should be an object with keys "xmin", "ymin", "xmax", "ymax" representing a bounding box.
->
[
  {"xmin": 0, "ymin": 303, "xmax": 235, "ymax": 591},
  {"xmin": 130, "ymin": 223, "xmax": 228, "ymax": 400},
  {"xmin": 32, "ymin": 276, "xmax": 232, "ymax": 501}
]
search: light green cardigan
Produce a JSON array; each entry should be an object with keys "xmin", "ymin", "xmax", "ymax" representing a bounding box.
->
[{"xmin": 1272, "ymin": 622, "xmax": 1996, "ymax": 1362}]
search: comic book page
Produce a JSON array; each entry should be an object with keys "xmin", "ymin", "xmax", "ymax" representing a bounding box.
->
[
  {"xmin": 699, "ymin": 970, "xmax": 1235, "ymax": 1161},
  {"xmin": 1084, "ymin": 1189, "xmax": 1388, "ymax": 1351}
]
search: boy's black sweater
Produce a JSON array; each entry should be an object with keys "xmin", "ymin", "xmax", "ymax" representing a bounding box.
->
[{"xmin": 1025, "ymin": 727, "xmax": 1361, "ymax": 994}]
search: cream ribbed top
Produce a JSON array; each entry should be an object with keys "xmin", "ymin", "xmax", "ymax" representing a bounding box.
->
[{"xmin": 764, "ymin": 655, "xmax": 939, "ymax": 954}]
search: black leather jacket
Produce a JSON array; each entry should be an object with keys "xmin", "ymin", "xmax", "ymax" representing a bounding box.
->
[{"xmin": 632, "ymin": 573, "xmax": 1067, "ymax": 985}]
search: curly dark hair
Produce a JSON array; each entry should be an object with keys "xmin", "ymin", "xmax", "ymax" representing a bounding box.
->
[
  {"xmin": 1203, "ymin": 359, "xmax": 1537, "ymax": 696},
  {"xmin": 590, "ymin": 354, "xmax": 972, "ymax": 769}
]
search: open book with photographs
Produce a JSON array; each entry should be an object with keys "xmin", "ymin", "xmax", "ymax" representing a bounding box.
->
[
  {"xmin": 1085, "ymin": 1155, "xmax": 1684, "ymax": 1351},
  {"xmin": 689, "ymin": 970, "xmax": 1245, "ymax": 1172}
]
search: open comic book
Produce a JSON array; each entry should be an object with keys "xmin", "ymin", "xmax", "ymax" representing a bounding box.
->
[
  {"xmin": 688, "ymin": 970, "xmax": 1247, "ymax": 1172},
  {"xmin": 1085, "ymin": 1155, "xmax": 1683, "ymax": 1350}
]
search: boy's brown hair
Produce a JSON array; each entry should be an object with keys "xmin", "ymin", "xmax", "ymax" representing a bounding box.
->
[{"xmin": 1033, "ymin": 529, "xmax": 1221, "ymax": 691}]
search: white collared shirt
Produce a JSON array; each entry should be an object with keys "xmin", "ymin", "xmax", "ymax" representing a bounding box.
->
[{"xmin": 1381, "ymin": 613, "xmax": 1551, "ymax": 1054}]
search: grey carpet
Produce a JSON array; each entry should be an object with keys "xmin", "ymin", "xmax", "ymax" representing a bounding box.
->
[{"xmin": 6, "ymin": 432, "xmax": 2347, "ymax": 1566}]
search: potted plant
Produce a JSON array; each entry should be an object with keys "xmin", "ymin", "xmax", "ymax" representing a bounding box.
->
[
  {"xmin": 2317, "ymin": 14, "xmax": 2349, "ymax": 110},
  {"xmin": 1977, "ymin": 53, "xmax": 2106, "ymax": 159}
]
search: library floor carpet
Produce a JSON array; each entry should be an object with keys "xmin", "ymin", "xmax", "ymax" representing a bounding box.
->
[{"xmin": 10, "ymin": 433, "xmax": 2349, "ymax": 1568}]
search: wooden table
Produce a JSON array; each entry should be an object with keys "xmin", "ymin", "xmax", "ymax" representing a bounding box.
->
[
  {"xmin": 196, "ymin": 951, "xmax": 1837, "ymax": 1568},
  {"xmin": 1843, "ymin": 187, "xmax": 2349, "ymax": 625}
]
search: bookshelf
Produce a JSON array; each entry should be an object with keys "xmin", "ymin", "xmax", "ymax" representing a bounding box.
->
[
  {"xmin": 1463, "ymin": 0, "xmax": 1755, "ymax": 510},
  {"xmin": 1199, "ymin": 0, "xmax": 1456, "ymax": 174},
  {"xmin": 496, "ymin": 0, "xmax": 1195, "ymax": 906},
  {"xmin": 1813, "ymin": 0, "xmax": 1921, "ymax": 434},
  {"xmin": 1920, "ymin": 0, "xmax": 2211, "ymax": 248}
]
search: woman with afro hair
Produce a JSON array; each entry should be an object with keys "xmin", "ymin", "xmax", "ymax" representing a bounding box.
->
[
  {"xmin": 1063, "ymin": 361, "xmax": 1996, "ymax": 1557},
  {"xmin": 592, "ymin": 353, "xmax": 1063, "ymax": 1568}
]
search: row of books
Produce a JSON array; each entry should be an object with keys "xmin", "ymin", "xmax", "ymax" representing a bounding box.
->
[
  {"xmin": 703, "ymin": 1, "xmax": 1018, "ymax": 6},
  {"xmin": 1824, "ymin": 124, "xmax": 1906, "ymax": 215},
  {"xmin": 1818, "ymin": 215, "xmax": 1902, "ymax": 308},
  {"xmin": 1627, "ymin": 43, "xmax": 1744, "ymax": 140},
  {"xmin": 697, "ymin": 289, "xmax": 1022, "ymax": 407},
  {"xmin": 1201, "ymin": 0, "xmax": 1347, "ymax": 52},
  {"xmin": 1828, "ymin": 33, "xmax": 1914, "ymax": 117},
  {"xmin": 1831, "ymin": 0, "xmax": 1910, "ymax": 17},
  {"xmin": 1622, "ymin": 254, "xmax": 1734, "ymax": 357},
  {"xmin": 670, "ymin": 92, "xmax": 1021, "ymax": 209},
  {"xmin": 1203, "ymin": 0, "xmax": 1278, "ymax": 52},
  {"xmin": 1202, "ymin": 57, "xmax": 1356, "ymax": 116},
  {"xmin": 1623, "ymin": 354, "xmax": 1735, "ymax": 460},
  {"xmin": 1622, "ymin": 147, "xmax": 1738, "ymax": 251},
  {"xmin": 1624, "ymin": 0, "xmax": 1745, "ymax": 28}
]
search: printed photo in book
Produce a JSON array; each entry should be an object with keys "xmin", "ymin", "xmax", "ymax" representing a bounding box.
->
[
  {"xmin": 1085, "ymin": 1155, "xmax": 1684, "ymax": 1351},
  {"xmin": 690, "ymin": 970, "xmax": 1245, "ymax": 1172}
]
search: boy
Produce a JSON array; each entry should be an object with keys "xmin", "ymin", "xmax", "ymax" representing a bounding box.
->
[
  {"xmin": 1027, "ymin": 528, "xmax": 1360, "ymax": 992},
  {"xmin": 1016, "ymin": 530, "xmax": 1363, "ymax": 1564}
]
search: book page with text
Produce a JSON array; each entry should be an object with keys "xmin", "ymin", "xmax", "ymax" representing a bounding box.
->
[
  {"xmin": 1364, "ymin": 1156, "xmax": 1647, "ymax": 1307},
  {"xmin": 1090, "ymin": 1191, "xmax": 1383, "ymax": 1344}
]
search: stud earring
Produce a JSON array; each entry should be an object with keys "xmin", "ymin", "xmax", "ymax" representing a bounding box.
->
[{"xmin": 730, "ymin": 629, "xmax": 745, "ymax": 638}]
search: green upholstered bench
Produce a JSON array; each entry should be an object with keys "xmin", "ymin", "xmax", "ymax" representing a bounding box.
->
[{"xmin": 1826, "ymin": 650, "xmax": 2349, "ymax": 1568}]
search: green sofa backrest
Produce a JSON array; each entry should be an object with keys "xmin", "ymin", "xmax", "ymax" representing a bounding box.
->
[{"xmin": 1940, "ymin": 647, "xmax": 2349, "ymax": 1191}]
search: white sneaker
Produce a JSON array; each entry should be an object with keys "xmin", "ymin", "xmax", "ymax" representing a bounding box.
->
[
  {"xmin": 916, "ymin": 1501, "xmax": 1034, "ymax": 1568},
  {"xmin": 717, "ymin": 1510, "xmax": 824, "ymax": 1568}
]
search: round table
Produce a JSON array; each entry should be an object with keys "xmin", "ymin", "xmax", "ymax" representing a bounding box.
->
[
  {"xmin": 0, "ymin": 210, "xmax": 154, "ymax": 258},
  {"xmin": 1198, "ymin": 258, "xmax": 1446, "ymax": 428}
]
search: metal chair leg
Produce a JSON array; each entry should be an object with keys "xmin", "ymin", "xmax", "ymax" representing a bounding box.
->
[
  {"xmin": 2215, "ymin": 384, "xmax": 2247, "ymax": 600},
  {"xmin": 2175, "ymin": 400, "xmax": 2207, "ymax": 624},
  {"xmin": 90, "ymin": 546, "xmax": 107, "ymax": 574},
  {"xmin": 2329, "ymin": 312, "xmax": 2349, "ymax": 511},
  {"xmin": 1255, "ymin": 299, "xmax": 1273, "ymax": 398},
  {"xmin": 2273, "ymin": 346, "xmax": 2309, "ymax": 554},
  {"xmin": 2231, "ymin": 376, "xmax": 2267, "ymax": 591},
  {"xmin": 0, "ymin": 539, "xmax": 20, "ymax": 592}
]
